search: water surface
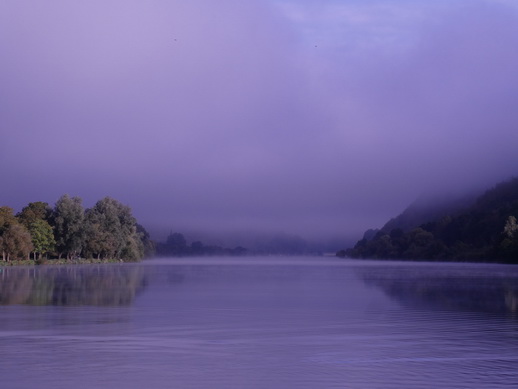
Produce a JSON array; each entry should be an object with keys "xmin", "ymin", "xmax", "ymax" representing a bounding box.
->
[{"xmin": 1, "ymin": 257, "xmax": 517, "ymax": 388}]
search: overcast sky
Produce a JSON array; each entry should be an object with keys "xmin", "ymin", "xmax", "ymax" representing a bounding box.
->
[{"xmin": 2, "ymin": 0, "xmax": 518, "ymax": 242}]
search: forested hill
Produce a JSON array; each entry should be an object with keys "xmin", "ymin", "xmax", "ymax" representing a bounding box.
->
[
  {"xmin": 339, "ymin": 177, "xmax": 518, "ymax": 263},
  {"xmin": 380, "ymin": 193, "xmax": 476, "ymax": 235}
]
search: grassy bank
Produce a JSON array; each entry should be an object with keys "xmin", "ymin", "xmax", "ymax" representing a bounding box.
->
[{"xmin": 0, "ymin": 258, "xmax": 128, "ymax": 266}]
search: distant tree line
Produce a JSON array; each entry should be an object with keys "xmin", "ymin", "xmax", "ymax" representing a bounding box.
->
[
  {"xmin": 156, "ymin": 232, "xmax": 247, "ymax": 257},
  {"xmin": 156, "ymin": 231, "xmax": 335, "ymax": 257},
  {"xmin": 339, "ymin": 178, "xmax": 518, "ymax": 263},
  {"xmin": 0, "ymin": 195, "xmax": 154, "ymax": 262}
]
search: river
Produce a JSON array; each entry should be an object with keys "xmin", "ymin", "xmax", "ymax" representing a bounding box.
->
[{"xmin": 1, "ymin": 256, "xmax": 517, "ymax": 388}]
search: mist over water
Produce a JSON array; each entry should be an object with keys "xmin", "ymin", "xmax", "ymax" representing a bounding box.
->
[{"xmin": 1, "ymin": 257, "xmax": 517, "ymax": 388}]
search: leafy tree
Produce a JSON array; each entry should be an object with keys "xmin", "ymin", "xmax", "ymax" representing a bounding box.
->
[
  {"xmin": 1, "ymin": 223, "xmax": 33, "ymax": 261},
  {"xmin": 17, "ymin": 202, "xmax": 52, "ymax": 226},
  {"xmin": 504, "ymin": 216, "xmax": 518, "ymax": 238},
  {"xmin": 190, "ymin": 241, "xmax": 205, "ymax": 255},
  {"xmin": 499, "ymin": 215, "xmax": 518, "ymax": 260},
  {"xmin": 0, "ymin": 207, "xmax": 19, "ymax": 261},
  {"xmin": 84, "ymin": 197, "xmax": 142, "ymax": 260},
  {"xmin": 17, "ymin": 202, "xmax": 54, "ymax": 260},
  {"xmin": 28, "ymin": 219, "xmax": 56, "ymax": 259},
  {"xmin": 402, "ymin": 228, "xmax": 443, "ymax": 259},
  {"xmin": 136, "ymin": 223, "xmax": 155, "ymax": 258},
  {"xmin": 0, "ymin": 206, "xmax": 17, "ymax": 232},
  {"xmin": 120, "ymin": 234, "xmax": 144, "ymax": 262},
  {"xmin": 161, "ymin": 232, "xmax": 188, "ymax": 256},
  {"xmin": 53, "ymin": 195, "xmax": 85, "ymax": 259},
  {"xmin": 83, "ymin": 220, "xmax": 111, "ymax": 259},
  {"xmin": 167, "ymin": 232, "xmax": 187, "ymax": 248}
]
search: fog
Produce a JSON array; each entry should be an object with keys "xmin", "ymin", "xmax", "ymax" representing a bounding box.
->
[{"xmin": 2, "ymin": 0, "xmax": 518, "ymax": 244}]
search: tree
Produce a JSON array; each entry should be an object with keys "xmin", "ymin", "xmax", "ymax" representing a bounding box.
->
[
  {"xmin": 1, "ymin": 223, "xmax": 33, "ymax": 261},
  {"xmin": 0, "ymin": 206, "xmax": 17, "ymax": 233},
  {"xmin": 499, "ymin": 215, "xmax": 518, "ymax": 261},
  {"xmin": 84, "ymin": 197, "xmax": 142, "ymax": 260},
  {"xmin": 401, "ymin": 228, "xmax": 445, "ymax": 260},
  {"xmin": 503, "ymin": 216, "xmax": 518, "ymax": 238},
  {"xmin": 164, "ymin": 232, "xmax": 188, "ymax": 256},
  {"xmin": 17, "ymin": 202, "xmax": 54, "ymax": 260},
  {"xmin": 136, "ymin": 223, "xmax": 155, "ymax": 258},
  {"xmin": 17, "ymin": 202, "xmax": 52, "ymax": 226},
  {"xmin": 82, "ymin": 220, "xmax": 109, "ymax": 259},
  {"xmin": 29, "ymin": 219, "xmax": 56, "ymax": 259},
  {"xmin": 53, "ymin": 195, "xmax": 85, "ymax": 259},
  {"xmin": 120, "ymin": 233, "xmax": 144, "ymax": 262},
  {"xmin": 0, "ymin": 207, "xmax": 19, "ymax": 261},
  {"xmin": 190, "ymin": 241, "xmax": 205, "ymax": 255}
]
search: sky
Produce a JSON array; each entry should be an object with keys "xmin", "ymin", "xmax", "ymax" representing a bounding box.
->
[{"xmin": 2, "ymin": 0, "xmax": 518, "ymax": 244}]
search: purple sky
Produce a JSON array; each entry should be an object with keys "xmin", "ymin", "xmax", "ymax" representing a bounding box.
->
[{"xmin": 2, "ymin": 0, "xmax": 518, "ymax": 243}]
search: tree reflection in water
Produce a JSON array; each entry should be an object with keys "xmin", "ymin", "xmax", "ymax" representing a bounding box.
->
[
  {"xmin": 359, "ymin": 264, "xmax": 518, "ymax": 317},
  {"xmin": 0, "ymin": 265, "xmax": 147, "ymax": 306}
]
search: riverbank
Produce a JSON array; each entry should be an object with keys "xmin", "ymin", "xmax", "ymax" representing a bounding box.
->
[{"xmin": 0, "ymin": 258, "xmax": 129, "ymax": 266}]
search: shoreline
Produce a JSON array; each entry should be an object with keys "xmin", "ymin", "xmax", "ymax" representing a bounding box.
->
[{"xmin": 0, "ymin": 258, "xmax": 132, "ymax": 266}]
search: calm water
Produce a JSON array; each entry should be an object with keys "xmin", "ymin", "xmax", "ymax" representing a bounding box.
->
[{"xmin": 1, "ymin": 257, "xmax": 517, "ymax": 388}]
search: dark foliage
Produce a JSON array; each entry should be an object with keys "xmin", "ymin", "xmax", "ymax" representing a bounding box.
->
[
  {"xmin": 340, "ymin": 177, "xmax": 518, "ymax": 263},
  {"xmin": 1, "ymin": 196, "xmax": 155, "ymax": 262}
]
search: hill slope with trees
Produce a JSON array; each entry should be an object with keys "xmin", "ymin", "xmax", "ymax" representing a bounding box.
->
[{"xmin": 339, "ymin": 177, "xmax": 518, "ymax": 263}]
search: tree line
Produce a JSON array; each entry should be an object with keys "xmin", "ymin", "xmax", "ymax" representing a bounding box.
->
[
  {"xmin": 156, "ymin": 232, "xmax": 247, "ymax": 257},
  {"xmin": 0, "ymin": 195, "xmax": 154, "ymax": 262},
  {"xmin": 339, "ymin": 177, "xmax": 518, "ymax": 263}
]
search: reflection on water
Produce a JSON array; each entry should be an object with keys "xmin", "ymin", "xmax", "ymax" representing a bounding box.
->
[
  {"xmin": 359, "ymin": 263, "xmax": 518, "ymax": 317},
  {"xmin": 0, "ymin": 265, "xmax": 147, "ymax": 306},
  {"xmin": 1, "ymin": 257, "xmax": 518, "ymax": 389}
]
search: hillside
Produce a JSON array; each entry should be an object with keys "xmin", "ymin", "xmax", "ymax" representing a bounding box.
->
[
  {"xmin": 380, "ymin": 193, "xmax": 476, "ymax": 233},
  {"xmin": 339, "ymin": 177, "xmax": 518, "ymax": 263}
]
